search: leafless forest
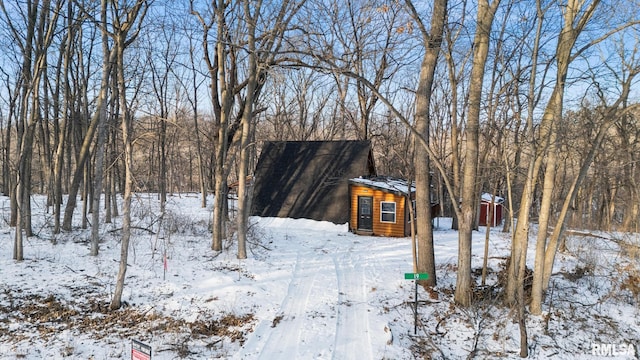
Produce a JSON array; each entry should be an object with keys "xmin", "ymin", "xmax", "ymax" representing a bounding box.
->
[{"xmin": 1, "ymin": 0, "xmax": 639, "ymax": 347}]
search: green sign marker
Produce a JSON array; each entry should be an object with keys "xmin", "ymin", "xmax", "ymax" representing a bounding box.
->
[
  {"xmin": 404, "ymin": 273, "xmax": 429, "ymax": 280},
  {"xmin": 404, "ymin": 272, "xmax": 429, "ymax": 334}
]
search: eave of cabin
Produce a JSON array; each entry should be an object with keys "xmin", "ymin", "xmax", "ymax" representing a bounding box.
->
[{"xmin": 348, "ymin": 176, "xmax": 415, "ymax": 197}]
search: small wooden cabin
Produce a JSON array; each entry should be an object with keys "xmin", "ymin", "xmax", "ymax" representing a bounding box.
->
[
  {"xmin": 349, "ymin": 177, "xmax": 416, "ymax": 237},
  {"xmin": 479, "ymin": 193, "xmax": 504, "ymax": 227}
]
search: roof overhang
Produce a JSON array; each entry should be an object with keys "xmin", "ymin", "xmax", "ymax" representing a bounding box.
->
[{"xmin": 349, "ymin": 176, "xmax": 415, "ymax": 197}]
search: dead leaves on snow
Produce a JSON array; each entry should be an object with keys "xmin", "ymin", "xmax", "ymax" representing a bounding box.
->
[{"xmin": 0, "ymin": 289, "xmax": 255, "ymax": 347}]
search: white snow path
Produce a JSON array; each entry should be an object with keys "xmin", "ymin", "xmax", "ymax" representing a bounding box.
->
[
  {"xmin": 234, "ymin": 227, "xmax": 398, "ymax": 360},
  {"xmin": 332, "ymin": 246, "xmax": 373, "ymax": 360}
]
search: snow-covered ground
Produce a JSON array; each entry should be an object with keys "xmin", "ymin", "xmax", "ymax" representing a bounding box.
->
[{"xmin": 0, "ymin": 194, "xmax": 638, "ymax": 359}]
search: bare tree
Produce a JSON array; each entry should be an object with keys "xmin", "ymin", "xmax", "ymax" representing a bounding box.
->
[
  {"xmin": 237, "ymin": 0, "xmax": 305, "ymax": 259},
  {"xmin": 173, "ymin": 31, "xmax": 209, "ymax": 208},
  {"xmin": 191, "ymin": 0, "xmax": 235, "ymax": 252},
  {"xmin": 1, "ymin": 0, "xmax": 63, "ymax": 260},
  {"xmin": 90, "ymin": 0, "xmax": 116, "ymax": 256},
  {"xmin": 235, "ymin": 2, "xmax": 258, "ymax": 259},
  {"xmin": 455, "ymin": 0, "xmax": 500, "ymax": 307},
  {"xmin": 506, "ymin": 0, "xmax": 598, "ymax": 306},
  {"xmin": 506, "ymin": 0, "xmax": 640, "ymax": 313},
  {"xmin": 52, "ymin": 0, "xmax": 75, "ymax": 235},
  {"xmin": 0, "ymin": 59, "xmax": 20, "ymax": 203},
  {"xmin": 442, "ymin": 9, "xmax": 471, "ymax": 230},
  {"xmin": 405, "ymin": 0, "xmax": 448, "ymax": 287},
  {"xmin": 192, "ymin": 0, "xmax": 304, "ymax": 255},
  {"xmin": 110, "ymin": 0, "xmax": 148, "ymax": 311},
  {"xmin": 61, "ymin": 72, "xmax": 104, "ymax": 231},
  {"xmin": 530, "ymin": 34, "xmax": 640, "ymax": 313},
  {"xmin": 146, "ymin": 19, "xmax": 180, "ymax": 212}
]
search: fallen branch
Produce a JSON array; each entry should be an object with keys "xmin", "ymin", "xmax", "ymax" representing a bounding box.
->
[
  {"xmin": 108, "ymin": 226, "xmax": 156, "ymax": 235},
  {"xmin": 548, "ymin": 227, "xmax": 609, "ymax": 240}
]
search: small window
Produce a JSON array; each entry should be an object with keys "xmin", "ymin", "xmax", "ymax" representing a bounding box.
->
[{"xmin": 381, "ymin": 201, "xmax": 396, "ymax": 223}]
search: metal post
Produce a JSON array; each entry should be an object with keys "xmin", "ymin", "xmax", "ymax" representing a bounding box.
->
[{"xmin": 414, "ymin": 280, "xmax": 418, "ymax": 334}]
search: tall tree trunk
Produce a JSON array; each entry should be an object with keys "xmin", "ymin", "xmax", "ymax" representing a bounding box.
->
[
  {"xmin": 90, "ymin": 5, "xmax": 113, "ymax": 256},
  {"xmin": 109, "ymin": 0, "xmax": 147, "ymax": 311},
  {"xmin": 506, "ymin": 86, "xmax": 559, "ymax": 304},
  {"xmin": 188, "ymin": 39, "xmax": 207, "ymax": 208},
  {"xmin": 529, "ymin": 123, "xmax": 558, "ymax": 314},
  {"xmin": 532, "ymin": 77, "xmax": 637, "ymax": 311},
  {"xmin": 406, "ymin": 0, "xmax": 448, "ymax": 287},
  {"xmin": 14, "ymin": 123, "xmax": 37, "ymax": 260},
  {"xmin": 444, "ymin": 40, "xmax": 462, "ymax": 231},
  {"xmin": 211, "ymin": 126, "xmax": 229, "ymax": 251},
  {"xmin": 195, "ymin": 0, "xmax": 234, "ymax": 252},
  {"xmin": 39, "ymin": 77, "xmax": 53, "ymax": 200},
  {"xmin": 194, "ymin": 112, "xmax": 207, "ymax": 208},
  {"xmin": 104, "ymin": 160, "xmax": 112, "ymax": 223},
  {"xmin": 82, "ymin": 164, "xmax": 90, "ymax": 229},
  {"xmin": 236, "ymin": 0, "xmax": 260, "ymax": 260},
  {"xmin": 109, "ymin": 83, "xmax": 120, "ymax": 220},
  {"xmin": 7, "ymin": 0, "xmax": 62, "ymax": 258},
  {"xmin": 1, "ymin": 86, "xmax": 14, "ymax": 196},
  {"xmin": 110, "ymin": 68, "xmax": 133, "ymax": 310},
  {"xmin": 22, "ymin": 125, "xmax": 34, "ymax": 238},
  {"xmin": 8, "ymin": 0, "xmax": 35, "ymax": 255},
  {"xmin": 510, "ymin": 0, "xmax": 602, "ymax": 307},
  {"xmin": 159, "ymin": 117, "xmax": 167, "ymax": 211},
  {"xmin": 4, "ymin": 88, "xmax": 16, "ymax": 224},
  {"xmin": 455, "ymin": 0, "xmax": 500, "ymax": 306},
  {"xmin": 53, "ymin": 28, "xmax": 72, "ymax": 234},
  {"xmin": 61, "ymin": 104, "xmax": 102, "ymax": 231},
  {"xmin": 237, "ymin": 120, "xmax": 251, "ymax": 259}
]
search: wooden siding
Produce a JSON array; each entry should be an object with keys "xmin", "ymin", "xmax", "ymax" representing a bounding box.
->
[
  {"xmin": 479, "ymin": 201, "xmax": 503, "ymax": 227},
  {"xmin": 350, "ymin": 185, "xmax": 407, "ymax": 237}
]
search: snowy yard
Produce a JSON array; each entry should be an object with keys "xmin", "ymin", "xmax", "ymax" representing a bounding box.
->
[{"xmin": 0, "ymin": 194, "xmax": 638, "ymax": 359}]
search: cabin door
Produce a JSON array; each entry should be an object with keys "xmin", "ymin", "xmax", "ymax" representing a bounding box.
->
[{"xmin": 358, "ymin": 196, "xmax": 373, "ymax": 231}]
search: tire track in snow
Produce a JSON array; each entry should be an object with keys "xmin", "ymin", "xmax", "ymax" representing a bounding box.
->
[
  {"xmin": 235, "ymin": 236, "xmax": 392, "ymax": 359},
  {"xmin": 332, "ymin": 247, "xmax": 374, "ymax": 360},
  {"xmin": 236, "ymin": 248, "xmax": 337, "ymax": 360}
]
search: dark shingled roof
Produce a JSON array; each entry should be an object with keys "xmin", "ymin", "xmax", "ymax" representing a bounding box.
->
[{"xmin": 251, "ymin": 141, "xmax": 376, "ymax": 224}]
